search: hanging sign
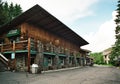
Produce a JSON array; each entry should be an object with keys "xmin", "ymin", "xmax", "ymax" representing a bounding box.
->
[
  {"xmin": 11, "ymin": 53, "xmax": 15, "ymax": 59},
  {"xmin": 7, "ymin": 29, "xmax": 20, "ymax": 37}
]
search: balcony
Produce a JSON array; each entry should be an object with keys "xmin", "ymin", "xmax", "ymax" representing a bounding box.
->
[
  {"xmin": 43, "ymin": 44, "xmax": 69, "ymax": 56},
  {"xmin": 0, "ymin": 38, "xmax": 79, "ymax": 57},
  {"xmin": 0, "ymin": 38, "xmax": 37, "ymax": 53}
]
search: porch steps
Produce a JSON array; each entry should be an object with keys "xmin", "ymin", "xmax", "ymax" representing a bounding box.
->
[{"xmin": 0, "ymin": 53, "xmax": 8, "ymax": 72}]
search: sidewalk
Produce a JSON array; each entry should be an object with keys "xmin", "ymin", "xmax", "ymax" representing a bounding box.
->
[{"xmin": 41, "ymin": 66, "xmax": 83, "ymax": 73}]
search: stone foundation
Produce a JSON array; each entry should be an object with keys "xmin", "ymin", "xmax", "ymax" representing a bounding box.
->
[{"xmin": 16, "ymin": 55, "xmax": 26, "ymax": 71}]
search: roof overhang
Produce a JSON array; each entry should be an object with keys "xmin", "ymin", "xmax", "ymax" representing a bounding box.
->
[
  {"xmin": 0, "ymin": 4, "xmax": 89, "ymax": 47},
  {"xmin": 80, "ymin": 48, "xmax": 91, "ymax": 53}
]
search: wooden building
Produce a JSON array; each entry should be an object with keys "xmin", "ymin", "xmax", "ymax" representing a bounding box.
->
[
  {"xmin": 0, "ymin": 5, "xmax": 89, "ymax": 72},
  {"xmin": 79, "ymin": 49, "xmax": 93, "ymax": 66}
]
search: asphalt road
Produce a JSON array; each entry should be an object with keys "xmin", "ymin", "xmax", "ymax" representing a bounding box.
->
[{"xmin": 0, "ymin": 66, "xmax": 120, "ymax": 84}]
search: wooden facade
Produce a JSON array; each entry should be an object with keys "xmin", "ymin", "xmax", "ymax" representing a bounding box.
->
[{"xmin": 0, "ymin": 5, "xmax": 89, "ymax": 72}]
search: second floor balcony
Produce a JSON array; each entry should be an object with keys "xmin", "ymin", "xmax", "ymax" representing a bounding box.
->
[{"xmin": 0, "ymin": 38, "xmax": 81, "ymax": 57}]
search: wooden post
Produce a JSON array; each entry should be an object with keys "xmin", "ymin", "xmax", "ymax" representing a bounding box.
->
[
  {"xmin": 12, "ymin": 41, "xmax": 16, "ymax": 71},
  {"xmin": 28, "ymin": 38, "xmax": 31, "ymax": 72},
  {"xmin": 1, "ymin": 44, "xmax": 3, "ymax": 53},
  {"xmin": 13, "ymin": 41, "xmax": 15, "ymax": 51}
]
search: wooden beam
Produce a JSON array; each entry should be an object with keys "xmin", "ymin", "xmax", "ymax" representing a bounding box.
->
[
  {"xmin": 1, "ymin": 44, "xmax": 3, "ymax": 53},
  {"xmin": 28, "ymin": 38, "xmax": 31, "ymax": 72},
  {"xmin": 13, "ymin": 41, "xmax": 15, "ymax": 52}
]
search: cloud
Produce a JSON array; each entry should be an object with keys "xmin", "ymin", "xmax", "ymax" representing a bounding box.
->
[
  {"xmin": 5, "ymin": 0, "xmax": 98, "ymax": 23},
  {"xmin": 82, "ymin": 11, "xmax": 116, "ymax": 52},
  {"xmin": 40, "ymin": 0, "xmax": 99, "ymax": 23}
]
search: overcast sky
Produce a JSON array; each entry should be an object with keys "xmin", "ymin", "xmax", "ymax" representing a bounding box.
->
[{"xmin": 4, "ymin": 0, "xmax": 117, "ymax": 52}]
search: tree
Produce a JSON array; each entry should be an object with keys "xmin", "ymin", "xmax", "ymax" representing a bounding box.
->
[
  {"xmin": 90, "ymin": 52, "xmax": 104, "ymax": 65},
  {"xmin": 0, "ymin": 0, "xmax": 22, "ymax": 26},
  {"xmin": 0, "ymin": 0, "xmax": 7, "ymax": 25},
  {"xmin": 14, "ymin": 4, "xmax": 22, "ymax": 17},
  {"xmin": 110, "ymin": 0, "xmax": 120, "ymax": 65}
]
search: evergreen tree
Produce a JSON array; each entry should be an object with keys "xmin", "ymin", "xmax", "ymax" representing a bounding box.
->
[
  {"xmin": 14, "ymin": 4, "xmax": 22, "ymax": 17},
  {"xmin": 0, "ymin": 0, "xmax": 22, "ymax": 26},
  {"xmin": 0, "ymin": 0, "xmax": 7, "ymax": 25},
  {"xmin": 3, "ymin": 2, "xmax": 9, "ymax": 22},
  {"xmin": 110, "ymin": 0, "xmax": 120, "ymax": 65}
]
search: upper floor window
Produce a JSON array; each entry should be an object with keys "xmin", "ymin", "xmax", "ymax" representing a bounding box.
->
[
  {"xmin": 9, "ymin": 37, "xmax": 20, "ymax": 43},
  {"xmin": 0, "ymin": 38, "xmax": 4, "ymax": 44}
]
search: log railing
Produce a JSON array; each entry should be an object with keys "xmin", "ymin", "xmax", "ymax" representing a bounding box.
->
[
  {"xmin": 0, "ymin": 39, "xmax": 37, "ymax": 53},
  {"xmin": 0, "ymin": 38, "xmax": 79, "ymax": 57}
]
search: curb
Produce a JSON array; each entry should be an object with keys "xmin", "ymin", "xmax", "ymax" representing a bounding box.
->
[{"xmin": 41, "ymin": 66, "xmax": 83, "ymax": 73}]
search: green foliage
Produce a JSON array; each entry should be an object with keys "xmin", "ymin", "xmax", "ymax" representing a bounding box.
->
[
  {"xmin": 0, "ymin": 0, "xmax": 22, "ymax": 26},
  {"xmin": 110, "ymin": 0, "xmax": 120, "ymax": 66},
  {"xmin": 90, "ymin": 52, "xmax": 104, "ymax": 65},
  {"xmin": 0, "ymin": 0, "xmax": 6, "ymax": 25}
]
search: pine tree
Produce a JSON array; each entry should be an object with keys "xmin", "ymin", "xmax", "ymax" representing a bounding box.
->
[
  {"xmin": 3, "ymin": 2, "xmax": 9, "ymax": 23},
  {"xmin": 0, "ymin": 0, "xmax": 22, "ymax": 26},
  {"xmin": 0, "ymin": 0, "xmax": 7, "ymax": 25},
  {"xmin": 110, "ymin": 0, "xmax": 120, "ymax": 65},
  {"xmin": 14, "ymin": 4, "xmax": 22, "ymax": 17}
]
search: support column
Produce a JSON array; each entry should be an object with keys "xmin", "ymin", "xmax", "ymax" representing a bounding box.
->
[
  {"xmin": 83, "ymin": 56, "xmax": 85, "ymax": 66},
  {"xmin": 11, "ymin": 41, "xmax": 16, "ymax": 71},
  {"xmin": 65, "ymin": 49, "xmax": 70, "ymax": 67},
  {"xmin": 10, "ymin": 52, "xmax": 16, "ymax": 71},
  {"xmin": 73, "ymin": 56, "xmax": 77, "ymax": 67},
  {"xmin": 54, "ymin": 46, "xmax": 59, "ymax": 69},
  {"xmin": 80, "ymin": 56, "xmax": 84, "ymax": 66},
  {"xmin": 73, "ymin": 51, "xmax": 77, "ymax": 67},
  {"xmin": 54, "ymin": 55, "xmax": 59, "ymax": 69},
  {"xmin": 27, "ymin": 38, "xmax": 31, "ymax": 72},
  {"xmin": 35, "ymin": 40, "xmax": 44, "ymax": 73}
]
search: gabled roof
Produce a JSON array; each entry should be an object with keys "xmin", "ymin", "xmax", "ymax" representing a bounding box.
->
[
  {"xmin": 0, "ymin": 4, "xmax": 89, "ymax": 46},
  {"xmin": 102, "ymin": 47, "xmax": 112, "ymax": 55}
]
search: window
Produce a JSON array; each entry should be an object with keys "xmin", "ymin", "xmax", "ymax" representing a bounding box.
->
[
  {"xmin": 48, "ymin": 57, "xmax": 52, "ymax": 66},
  {"xmin": 60, "ymin": 58, "xmax": 64, "ymax": 65},
  {"xmin": 9, "ymin": 36, "xmax": 20, "ymax": 43},
  {"xmin": 0, "ymin": 38, "xmax": 4, "ymax": 44}
]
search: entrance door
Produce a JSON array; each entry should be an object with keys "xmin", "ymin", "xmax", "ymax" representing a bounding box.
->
[{"xmin": 44, "ymin": 57, "xmax": 48, "ymax": 67}]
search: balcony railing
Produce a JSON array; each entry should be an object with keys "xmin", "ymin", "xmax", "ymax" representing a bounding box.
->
[
  {"xmin": 43, "ymin": 43, "xmax": 55, "ymax": 53},
  {"xmin": 0, "ymin": 38, "xmax": 38, "ymax": 53},
  {"xmin": 43, "ymin": 44, "xmax": 68, "ymax": 55},
  {"xmin": 0, "ymin": 38, "xmax": 79, "ymax": 57},
  {"xmin": 0, "ymin": 40, "xmax": 28, "ymax": 52}
]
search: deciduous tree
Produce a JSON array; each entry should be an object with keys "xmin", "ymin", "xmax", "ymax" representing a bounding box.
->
[
  {"xmin": 110, "ymin": 0, "xmax": 120, "ymax": 65},
  {"xmin": 90, "ymin": 52, "xmax": 104, "ymax": 64}
]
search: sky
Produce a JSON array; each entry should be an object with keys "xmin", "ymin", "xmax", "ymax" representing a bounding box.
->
[{"xmin": 3, "ymin": 0, "xmax": 117, "ymax": 52}]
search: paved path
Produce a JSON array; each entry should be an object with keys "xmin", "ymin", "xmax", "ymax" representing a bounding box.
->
[{"xmin": 0, "ymin": 66, "xmax": 120, "ymax": 84}]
